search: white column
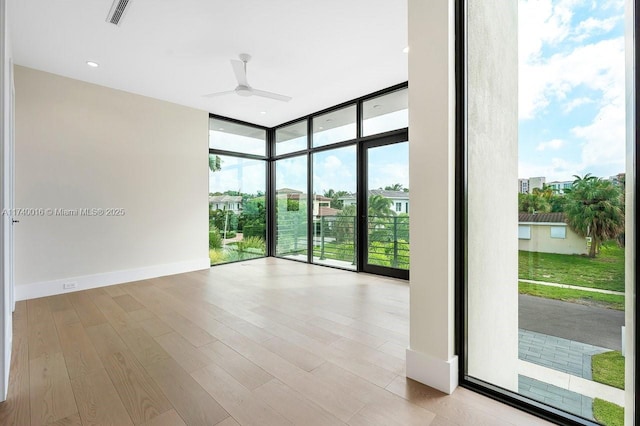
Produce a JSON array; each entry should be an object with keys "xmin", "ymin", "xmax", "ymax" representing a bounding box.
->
[
  {"xmin": 407, "ymin": 0, "xmax": 458, "ymax": 394},
  {"xmin": 466, "ymin": 0, "xmax": 519, "ymax": 392},
  {"xmin": 407, "ymin": 0, "xmax": 519, "ymax": 394}
]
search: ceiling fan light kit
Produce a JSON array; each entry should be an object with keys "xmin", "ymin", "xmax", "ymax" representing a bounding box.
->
[{"xmin": 203, "ymin": 54, "xmax": 292, "ymax": 102}]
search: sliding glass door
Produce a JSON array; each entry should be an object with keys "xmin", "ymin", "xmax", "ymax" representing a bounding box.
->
[{"xmin": 362, "ymin": 139, "xmax": 409, "ymax": 278}]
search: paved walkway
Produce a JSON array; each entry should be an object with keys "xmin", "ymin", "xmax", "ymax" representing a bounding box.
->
[
  {"xmin": 519, "ymin": 375, "xmax": 594, "ymax": 420},
  {"xmin": 518, "ymin": 329, "xmax": 625, "ymax": 417},
  {"xmin": 519, "ymin": 329, "xmax": 608, "ymax": 379},
  {"xmin": 519, "ymin": 279, "xmax": 625, "ymax": 296}
]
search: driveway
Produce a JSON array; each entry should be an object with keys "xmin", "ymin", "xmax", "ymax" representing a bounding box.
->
[{"xmin": 519, "ymin": 294, "xmax": 625, "ymax": 351}]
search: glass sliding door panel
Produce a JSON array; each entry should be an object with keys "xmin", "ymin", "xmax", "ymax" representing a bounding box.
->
[
  {"xmin": 275, "ymin": 155, "xmax": 308, "ymax": 259},
  {"xmin": 365, "ymin": 142, "xmax": 409, "ymax": 271},
  {"xmin": 312, "ymin": 145, "xmax": 357, "ymax": 270},
  {"xmin": 208, "ymin": 154, "xmax": 266, "ymax": 265}
]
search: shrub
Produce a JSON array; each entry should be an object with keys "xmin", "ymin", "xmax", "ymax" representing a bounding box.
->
[
  {"xmin": 236, "ymin": 236, "xmax": 266, "ymax": 253},
  {"xmin": 209, "ymin": 228, "xmax": 222, "ymax": 249},
  {"xmin": 243, "ymin": 223, "xmax": 266, "ymax": 239}
]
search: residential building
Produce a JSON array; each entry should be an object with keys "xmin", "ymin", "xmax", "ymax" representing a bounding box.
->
[
  {"xmin": 518, "ymin": 213, "xmax": 588, "ymax": 255},
  {"xmin": 518, "ymin": 178, "xmax": 529, "ymax": 194},
  {"xmin": 209, "ymin": 195, "xmax": 243, "ymax": 213},
  {"xmin": 276, "ymin": 189, "xmax": 334, "ymax": 217},
  {"xmin": 340, "ymin": 189, "xmax": 410, "ymax": 214},
  {"xmin": 609, "ymin": 172, "xmax": 626, "ymax": 186},
  {"xmin": 548, "ymin": 180, "xmax": 574, "ymax": 194},
  {"xmin": 518, "ymin": 176, "xmax": 545, "ymax": 194}
]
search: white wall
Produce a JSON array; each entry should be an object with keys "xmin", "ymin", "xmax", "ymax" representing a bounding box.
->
[
  {"xmin": 407, "ymin": 0, "xmax": 458, "ymax": 394},
  {"xmin": 466, "ymin": 0, "xmax": 519, "ymax": 391},
  {"xmin": 0, "ymin": 0, "xmax": 12, "ymax": 402},
  {"xmin": 13, "ymin": 66, "xmax": 210, "ymax": 300}
]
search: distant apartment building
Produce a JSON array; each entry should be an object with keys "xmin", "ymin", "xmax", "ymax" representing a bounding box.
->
[
  {"xmin": 518, "ymin": 176, "xmax": 545, "ymax": 194},
  {"xmin": 609, "ymin": 172, "xmax": 625, "ymax": 186},
  {"xmin": 548, "ymin": 180, "xmax": 574, "ymax": 194}
]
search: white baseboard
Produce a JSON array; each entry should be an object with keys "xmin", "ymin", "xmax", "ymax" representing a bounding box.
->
[
  {"xmin": 406, "ymin": 348, "xmax": 458, "ymax": 394},
  {"xmin": 15, "ymin": 258, "xmax": 211, "ymax": 301}
]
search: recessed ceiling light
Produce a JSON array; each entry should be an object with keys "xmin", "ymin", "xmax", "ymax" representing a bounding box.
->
[
  {"xmin": 260, "ymin": 111, "xmax": 267, "ymax": 115},
  {"xmin": 218, "ymin": 127, "xmax": 224, "ymax": 131},
  {"xmin": 86, "ymin": 61, "xmax": 99, "ymax": 68},
  {"xmin": 402, "ymin": 46, "xmax": 410, "ymax": 54},
  {"xmin": 326, "ymin": 118, "xmax": 333, "ymax": 122},
  {"xmin": 373, "ymin": 104, "xmax": 382, "ymax": 109},
  {"xmin": 319, "ymin": 126, "xmax": 324, "ymax": 130}
]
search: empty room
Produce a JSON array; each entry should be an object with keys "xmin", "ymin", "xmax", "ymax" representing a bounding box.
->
[{"xmin": 0, "ymin": 0, "xmax": 637, "ymax": 425}]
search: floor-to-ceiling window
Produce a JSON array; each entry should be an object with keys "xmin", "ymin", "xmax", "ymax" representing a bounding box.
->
[
  {"xmin": 208, "ymin": 117, "xmax": 268, "ymax": 265},
  {"xmin": 312, "ymin": 145, "xmax": 357, "ymax": 269},
  {"xmin": 209, "ymin": 85, "xmax": 409, "ymax": 279},
  {"xmin": 274, "ymin": 155, "xmax": 308, "ymax": 259},
  {"xmin": 271, "ymin": 84, "xmax": 409, "ymax": 278},
  {"xmin": 461, "ymin": 1, "xmax": 636, "ymax": 425}
]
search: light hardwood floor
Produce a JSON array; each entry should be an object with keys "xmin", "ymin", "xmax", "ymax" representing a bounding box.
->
[{"xmin": 0, "ymin": 258, "xmax": 553, "ymax": 425}]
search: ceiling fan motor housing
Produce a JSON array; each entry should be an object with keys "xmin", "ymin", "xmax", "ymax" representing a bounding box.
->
[{"xmin": 235, "ymin": 85, "xmax": 252, "ymax": 96}]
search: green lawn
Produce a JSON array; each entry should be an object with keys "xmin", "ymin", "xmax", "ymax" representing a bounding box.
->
[
  {"xmin": 518, "ymin": 282, "xmax": 624, "ymax": 311},
  {"xmin": 519, "ymin": 243, "xmax": 624, "ymax": 292},
  {"xmin": 593, "ymin": 398, "xmax": 624, "ymax": 426},
  {"xmin": 592, "ymin": 351, "xmax": 625, "ymax": 390}
]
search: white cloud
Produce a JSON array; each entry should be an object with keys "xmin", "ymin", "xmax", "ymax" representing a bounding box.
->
[
  {"xmin": 536, "ymin": 138, "xmax": 565, "ymax": 151},
  {"xmin": 572, "ymin": 100, "xmax": 626, "ymax": 171},
  {"xmin": 520, "ymin": 36, "xmax": 624, "ymax": 119},
  {"xmin": 323, "ymin": 155, "xmax": 343, "ymax": 171},
  {"xmin": 563, "ymin": 96, "xmax": 594, "ymax": 112},
  {"xmin": 573, "ymin": 16, "xmax": 620, "ymax": 41}
]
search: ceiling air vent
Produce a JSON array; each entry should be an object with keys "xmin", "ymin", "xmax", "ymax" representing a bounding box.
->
[{"xmin": 106, "ymin": 0, "xmax": 132, "ymax": 26}]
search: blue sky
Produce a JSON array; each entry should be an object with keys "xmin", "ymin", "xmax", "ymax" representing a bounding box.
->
[{"xmin": 518, "ymin": 0, "xmax": 626, "ymax": 182}]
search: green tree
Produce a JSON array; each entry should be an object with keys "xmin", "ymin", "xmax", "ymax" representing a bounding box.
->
[
  {"xmin": 549, "ymin": 194, "xmax": 567, "ymax": 212},
  {"xmin": 564, "ymin": 174, "xmax": 625, "ymax": 258},
  {"xmin": 335, "ymin": 205, "xmax": 357, "ymax": 243},
  {"xmin": 209, "ymin": 155, "xmax": 222, "ymax": 173},
  {"xmin": 384, "ymin": 183, "xmax": 404, "ymax": 191},
  {"xmin": 518, "ymin": 193, "xmax": 551, "ymax": 213},
  {"xmin": 323, "ymin": 189, "xmax": 350, "ymax": 209},
  {"xmin": 368, "ymin": 195, "xmax": 396, "ymax": 217}
]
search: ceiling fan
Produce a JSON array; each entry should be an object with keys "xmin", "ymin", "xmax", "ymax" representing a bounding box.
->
[{"xmin": 203, "ymin": 54, "xmax": 292, "ymax": 102}]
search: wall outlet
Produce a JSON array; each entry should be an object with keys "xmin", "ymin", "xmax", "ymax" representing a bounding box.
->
[{"xmin": 63, "ymin": 282, "xmax": 78, "ymax": 290}]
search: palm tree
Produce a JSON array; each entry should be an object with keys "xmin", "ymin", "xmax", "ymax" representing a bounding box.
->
[
  {"xmin": 384, "ymin": 183, "xmax": 404, "ymax": 191},
  {"xmin": 518, "ymin": 193, "xmax": 551, "ymax": 213},
  {"xmin": 564, "ymin": 174, "xmax": 625, "ymax": 257},
  {"xmin": 368, "ymin": 194, "xmax": 396, "ymax": 218}
]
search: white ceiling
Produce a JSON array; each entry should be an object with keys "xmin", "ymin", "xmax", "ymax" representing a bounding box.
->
[{"xmin": 9, "ymin": 0, "xmax": 408, "ymax": 127}]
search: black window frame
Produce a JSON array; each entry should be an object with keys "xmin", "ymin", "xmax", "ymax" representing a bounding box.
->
[
  {"xmin": 454, "ymin": 1, "xmax": 639, "ymax": 425},
  {"xmin": 209, "ymin": 83, "xmax": 409, "ymax": 280}
]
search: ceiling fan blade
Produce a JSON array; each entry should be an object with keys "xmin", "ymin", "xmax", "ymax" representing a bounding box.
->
[
  {"xmin": 231, "ymin": 60, "xmax": 248, "ymax": 86},
  {"xmin": 202, "ymin": 90, "xmax": 236, "ymax": 98},
  {"xmin": 250, "ymin": 88, "xmax": 292, "ymax": 102}
]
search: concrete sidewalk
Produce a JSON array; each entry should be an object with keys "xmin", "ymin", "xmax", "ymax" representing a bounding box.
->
[{"xmin": 517, "ymin": 328, "xmax": 625, "ymax": 420}]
